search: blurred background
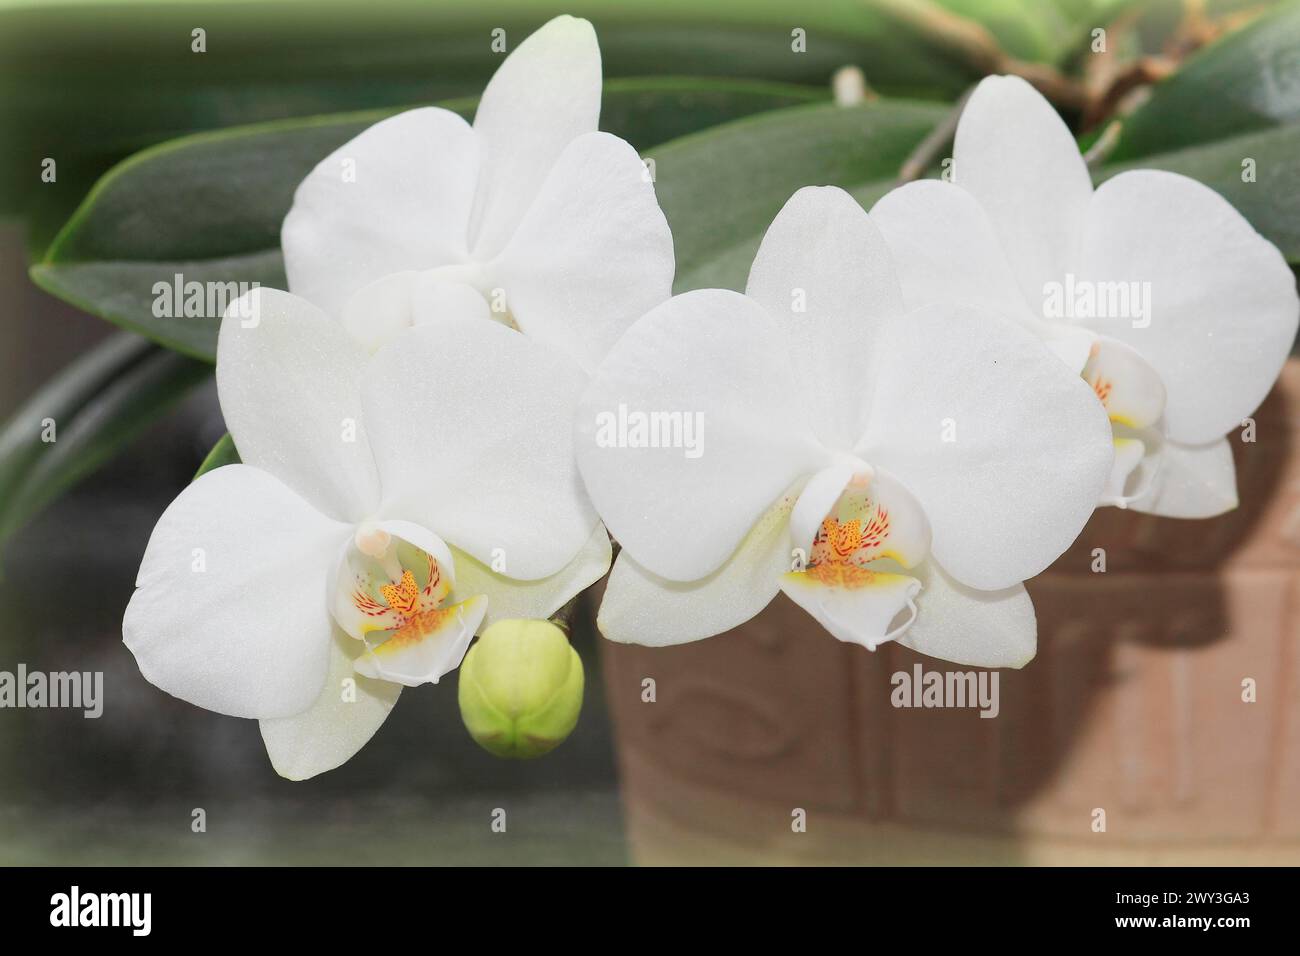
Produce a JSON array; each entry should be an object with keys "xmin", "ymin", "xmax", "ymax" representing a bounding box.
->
[{"xmin": 1, "ymin": 0, "xmax": 1298, "ymax": 865}]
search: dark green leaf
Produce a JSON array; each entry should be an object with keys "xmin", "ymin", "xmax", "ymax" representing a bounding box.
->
[
  {"xmin": 194, "ymin": 432, "xmax": 240, "ymax": 480},
  {"xmin": 1, "ymin": 0, "xmax": 983, "ymax": 223},
  {"xmin": 934, "ymin": 0, "xmax": 1138, "ymax": 65},
  {"xmin": 1109, "ymin": 2, "xmax": 1300, "ymax": 161},
  {"xmin": 0, "ymin": 332, "xmax": 211, "ymax": 545},
  {"xmin": 652, "ymin": 99, "xmax": 949, "ymax": 292},
  {"xmin": 1094, "ymin": 3, "xmax": 1300, "ymax": 264}
]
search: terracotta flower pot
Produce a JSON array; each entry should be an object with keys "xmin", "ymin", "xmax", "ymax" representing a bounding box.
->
[{"xmin": 600, "ymin": 359, "xmax": 1300, "ymax": 865}]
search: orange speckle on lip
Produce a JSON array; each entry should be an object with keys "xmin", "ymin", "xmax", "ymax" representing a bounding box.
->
[
  {"xmin": 804, "ymin": 562, "xmax": 878, "ymax": 588},
  {"xmin": 380, "ymin": 569, "xmax": 420, "ymax": 616},
  {"xmin": 375, "ymin": 606, "xmax": 459, "ymax": 654},
  {"xmin": 1091, "ymin": 375, "xmax": 1113, "ymax": 406}
]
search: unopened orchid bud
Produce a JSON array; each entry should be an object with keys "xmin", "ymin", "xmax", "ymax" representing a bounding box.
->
[{"xmin": 458, "ymin": 619, "xmax": 584, "ymax": 759}]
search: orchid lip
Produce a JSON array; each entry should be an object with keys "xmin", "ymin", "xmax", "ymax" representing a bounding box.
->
[
  {"xmin": 1101, "ymin": 421, "xmax": 1166, "ymax": 509},
  {"xmin": 1078, "ymin": 335, "xmax": 1169, "ymax": 509},
  {"xmin": 780, "ymin": 460, "xmax": 932, "ymax": 651},
  {"xmin": 331, "ymin": 521, "xmax": 485, "ymax": 686}
]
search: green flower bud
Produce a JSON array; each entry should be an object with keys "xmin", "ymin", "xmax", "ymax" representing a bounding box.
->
[{"xmin": 458, "ymin": 618, "xmax": 584, "ymax": 759}]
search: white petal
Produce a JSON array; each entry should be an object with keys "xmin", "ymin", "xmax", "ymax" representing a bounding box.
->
[
  {"xmin": 870, "ymin": 178, "xmax": 1100, "ymax": 375},
  {"xmin": 353, "ymin": 594, "xmax": 487, "ymax": 687},
  {"xmin": 857, "ymin": 303, "xmax": 1112, "ymax": 590},
  {"xmin": 899, "ymin": 560, "xmax": 1036, "ymax": 669},
  {"xmin": 576, "ymin": 288, "xmax": 831, "ymax": 581},
  {"xmin": 870, "ymin": 179, "xmax": 1030, "ymax": 320},
  {"xmin": 259, "ymin": 628, "xmax": 402, "ymax": 781},
  {"xmin": 1041, "ymin": 324, "xmax": 1100, "ymax": 375},
  {"xmin": 744, "ymin": 186, "xmax": 905, "ymax": 445},
  {"xmin": 953, "ymin": 75, "xmax": 1093, "ymax": 306},
  {"xmin": 468, "ymin": 15, "xmax": 601, "ymax": 258},
  {"xmin": 1129, "ymin": 436, "xmax": 1239, "ymax": 519},
  {"xmin": 1079, "ymin": 169, "xmax": 1299, "ymax": 444},
  {"xmin": 216, "ymin": 288, "xmax": 380, "ymax": 523},
  {"xmin": 282, "ymin": 107, "xmax": 480, "ymax": 318},
  {"xmin": 364, "ymin": 319, "xmax": 596, "ymax": 580},
  {"xmin": 341, "ymin": 272, "xmax": 491, "ymax": 354},
  {"xmin": 492, "ymin": 131, "xmax": 674, "ymax": 373},
  {"xmin": 448, "ymin": 523, "xmax": 612, "ymax": 627},
  {"xmin": 124, "ymin": 465, "xmax": 348, "ymax": 719},
  {"xmin": 596, "ymin": 494, "xmax": 798, "ymax": 646}
]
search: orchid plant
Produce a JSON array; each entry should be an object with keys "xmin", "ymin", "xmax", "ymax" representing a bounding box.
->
[{"xmin": 9, "ymin": 5, "xmax": 1299, "ymax": 778}]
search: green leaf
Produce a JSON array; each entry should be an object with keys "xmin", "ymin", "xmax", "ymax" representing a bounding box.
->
[
  {"xmin": 1092, "ymin": 3, "xmax": 1300, "ymax": 265},
  {"xmin": 651, "ymin": 99, "xmax": 949, "ymax": 293},
  {"xmin": 1, "ymin": 0, "xmax": 983, "ymax": 225},
  {"xmin": 194, "ymin": 432, "xmax": 240, "ymax": 480},
  {"xmin": 32, "ymin": 77, "xmax": 826, "ymax": 360},
  {"xmin": 0, "ymin": 332, "xmax": 211, "ymax": 545},
  {"xmin": 1109, "ymin": 2, "xmax": 1300, "ymax": 162},
  {"xmin": 933, "ymin": 0, "xmax": 1138, "ymax": 65},
  {"xmin": 1097, "ymin": 124, "xmax": 1300, "ymax": 264}
]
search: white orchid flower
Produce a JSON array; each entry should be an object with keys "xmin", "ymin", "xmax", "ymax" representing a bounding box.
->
[
  {"xmin": 871, "ymin": 75, "xmax": 1299, "ymax": 517},
  {"xmin": 281, "ymin": 14, "xmax": 674, "ymax": 374},
  {"xmin": 576, "ymin": 187, "xmax": 1113, "ymax": 669},
  {"xmin": 124, "ymin": 288, "xmax": 606, "ymax": 779}
]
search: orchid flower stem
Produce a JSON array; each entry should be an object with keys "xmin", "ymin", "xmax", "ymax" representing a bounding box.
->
[
  {"xmin": 548, "ymin": 592, "xmax": 583, "ymax": 639},
  {"xmin": 873, "ymin": 0, "xmax": 1088, "ymax": 109},
  {"xmin": 1083, "ymin": 119, "xmax": 1123, "ymax": 169},
  {"xmin": 894, "ymin": 84, "xmax": 974, "ymax": 187},
  {"xmin": 548, "ymin": 538, "xmax": 620, "ymax": 639}
]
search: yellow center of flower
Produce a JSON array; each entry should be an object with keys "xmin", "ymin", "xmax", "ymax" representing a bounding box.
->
[
  {"xmin": 348, "ymin": 549, "xmax": 444, "ymax": 634},
  {"xmin": 379, "ymin": 569, "xmax": 421, "ymax": 616}
]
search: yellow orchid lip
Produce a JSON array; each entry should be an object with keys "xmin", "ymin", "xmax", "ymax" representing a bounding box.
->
[
  {"xmin": 370, "ymin": 603, "xmax": 467, "ymax": 657},
  {"xmin": 354, "ymin": 594, "xmax": 487, "ymax": 685}
]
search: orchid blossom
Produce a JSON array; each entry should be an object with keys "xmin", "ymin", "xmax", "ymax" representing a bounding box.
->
[
  {"xmin": 871, "ymin": 75, "xmax": 1299, "ymax": 517},
  {"xmin": 281, "ymin": 14, "xmax": 674, "ymax": 373},
  {"xmin": 576, "ymin": 187, "xmax": 1113, "ymax": 668},
  {"xmin": 124, "ymin": 289, "xmax": 606, "ymax": 779}
]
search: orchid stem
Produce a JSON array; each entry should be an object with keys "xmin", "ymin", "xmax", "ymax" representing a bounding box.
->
[
  {"xmin": 1083, "ymin": 119, "xmax": 1123, "ymax": 169},
  {"xmin": 549, "ymin": 592, "xmax": 583, "ymax": 639},
  {"xmin": 895, "ymin": 84, "xmax": 974, "ymax": 187},
  {"xmin": 873, "ymin": 0, "xmax": 1089, "ymax": 109}
]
